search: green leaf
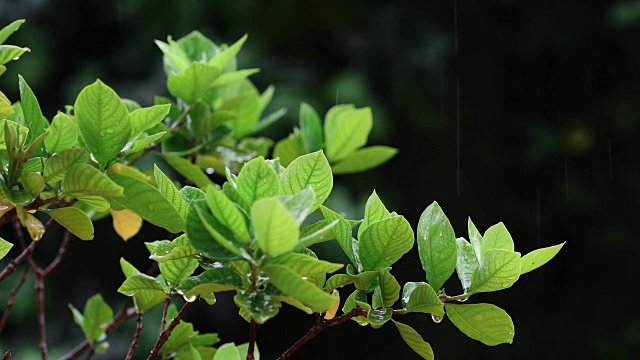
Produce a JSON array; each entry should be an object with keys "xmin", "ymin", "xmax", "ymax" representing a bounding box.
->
[
  {"xmin": 342, "ymin": 290, "xmax": 369, "ymax": 325},
  {"xmin": 45, "ymin": 113, "xmax": 78, "ymax": 153},
  {"xmin": 209, "ymin": 34, "xmax": 248, "ymax": 70},
  {"xmin": 213, "ymin": 343, "xmax": 242, "ymax": 360},
  {"xmin": 236, "ymin": 342, "xmax": 260, "ymax": 360},
  {"xmin": 178, "ymin": 268, "xmax": 245, "ymax": 297},
  {"xmin": 150, "ymin": 238, "xmax": 198, "ymax": 263},
  {"xmin": 75, "ymin": 195, "xmax": 110, "ymax": 212},
  {"xmin": 319, "ymin": 206, "xmax": 357, "ymax": 266},
  {"xmin": 520, "ymin": 242, "xmax": 565, "ymax": 275},
  {"xmin": 368, "ymin": 308, "xmax": 393, "ymax": 327},
  {"xmin": 211, "ymin": 69, "xmax": 260, "ymax": 88},
  {"xmin": 456, "ymin": 237, "xmax": 479, "ymax": 293},
  {"xmin": 233, "ymin": 290, "xmax": 281, "ymax": 324},
  {"xmin": 19, "ymin": 76, "xmax": 46, "ymax": 155},
  {"xmin": 82, "ymin": 294, "xmax": 113, "ymax": 344},
  {"xmin": 117, "ymin": 273, "xmax": 166, "ymax": 313},
  {"xmin": 0, "ymin": 45, "xmax": 30, "ymax": 65},
  {"xmin": 252, "ymin": 197, "xmax": 299, "ymax": 258},
  {"xmin": 44, "ymin": 148, "xmax": 90, "ymax": 182},
  {"xmin": 445, "ymin": 303, "xmax": 515, "ymax": 346},
  {"xmin": 163, "ymin": 154, "xmax": 215, "ymax": 189},
  {"xmin": 358, "ymin": 190, "xmax": 390, "ymax": 239},
  {"xmin": 23, "ymin": 157, "xmax": 45, "ymax": 173},
  {"xmin": 0, "ymin": 91, "xmax": 14, "ymax": 118},
  {"xmin": 280, "ymin": 187, "xmax": 315, "ymax": 226},
  {"xmin": 272, "ymin": 134, "xmax": 306, "ymax": 168},
  {"xmin": 468, "ymin": 218, "xmax": 483, "ymax": 262},
  {"xmin": 44, "ymin": 207, "xmax": 94, "ymax": 240},
  {"xmin": 123, "ymin": 132, "xmax": 166, "ymax": 154},
  {"xmin": 74, "ymin": 80, "xmax": 132, "ymax": 168},
  {"xmin": 469, "ymin": 249, "xmax": 521, "ymax": 294},
  {"xmin": 281, "ymin": 150, "xmax": 333, "ymax": 207},
  {"xmin": 120, "ymin": 257, "xmax": 141, "ymax": 279},
  {"xmin": 16, "ymin": 206, "xmax": 44, "ymax": 241},
  {"xmin": 331, "ymin": 146, "xmax": 398, "ymax": 174},
  {"xmin": 68, "ymin": 303, "xmax": 84, "ymax": 328},
  {"xmin": 480, "ymin": 222, "xmax": 514, "ymax": 260},
  {"xmin": 155, "ymin": 39, "xmax": 190, "ymax": 73},
  {"xmin": 154, "ymin": 164, "xmax": 188, "ymax": 220},
  {"xmin": 393, "ymin": 321, "xmax": 434, "ymax": 360},
  {"xmin": 168, "ymin": 62, "xmax": 221, "ymax": 103},
  {"xmin": 401, "ymin": 282, "xmax": 444, "ymax": 316},
  {"xmin": 294, "ymin": 219, "xmax": 338, "ymax": 250},
  {"xmin": 129, "ymin": 104, "xmax": 170, "ymax": 140},
  {"xmin": 325, "ymin": 271, "xmax": 379, "ymax": 292},
  {"xmin": 179, "ymin": 186, "xmax": 205, "ymax": 206},
  {"xmin": 264, "ymin": 264, "xmax": 336, "ymax": 313},
  {"xmin": 61, "ymin": 164, "xmax": 124, "ymax": 198},
  {"xmin": 186, "ymin": 200, "xmax": 240, "ymax": 261},
  {"xmin": 0, "ymin": 19, "xmax": 25, "ymax": 45},
  {"xmin": 267, "ymin": 253, "xmax": 343, "ymax": 278},
  {"xmin": 0, "ymin": 237, "xmax": 13, "ymax": 260},
  {"xmin": 94, "ymin": 342, "xmax": 109, "ymax": 354},
  {"xmin": 159, "ymin": 238, "xmax": 199, "ymax": 289},
  {"xmin": 324, "ymin": 106, "xmax": 372, "ymax": 162},
  {"xmin": 359, "ymin": 215, "xmax": 414, "ymax": 271},
  {"xmin": 299, "ymin": 102, "xmax": 323, "ymax": 152},
  {"xmin": 21, "ymin": 172, "xmax": 44, "ymax": 197},
  {"xmin": 109, "ymin": 175, "xmax": 186, "ymax": 233},
  {"xmin": 205, "ymin": 186, "xmax": 250, "ymax": 243},
  {"xmin": 192, "ymin": 200, "xmax": 251, "ymax": 260},
  {"xmin": 236, "ymin": 156, "xmax": 280, "ymax": 209},
  {"xmin": 378, "ymin": 269, "xmax": 400, "ymax": 308},
  {"xmin": 416, "ymin": 201, "xmax": 457, "ymax": 291}
]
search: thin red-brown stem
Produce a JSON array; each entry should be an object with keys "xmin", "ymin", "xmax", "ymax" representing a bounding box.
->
[
  {"xmin": 84, "ymin": 347, "xmax": 94, "ymax": 360},
  {"xmin": 147, "ymin": 298, "xmax": 198, "ymax": 359},
  {"xmin": 35, "ymin": 271, "xmax": 47, "ymax": 359},
  {"xmin": 0, "ymin": 196, "xmax": 64, "ymax": 227},
  {"xmin": 247, "ymin": 319, "xmax": 257, "ymax": 360},
  {"xmin": 160, "ymin": 294, "xmax": 171, "ymax": 331},
  {"xmin": 125, "ymin": 312, "xmax": 144, "ymax": 360},
  {"xmin": 0, "ymin": 240, "xmax": 37, "ymax": 281},
  {"xmin": 276, "ymin": 307, "xmax": 368, "ymax": 360},
  {"xmin": 3, "ymin": 350, "xmax": 10, "ymax": 359},
  {"xmin": 43, "ymin": 231, "xmax": 71, "ymax": 275},
  {"xmin": 0, "ymin": 265, "xmax": 29, "ymax": 334}
]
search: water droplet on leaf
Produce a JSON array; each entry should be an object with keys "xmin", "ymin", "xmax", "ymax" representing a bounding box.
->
[
  {"xmin": 183, "ymin": 294, "xmax": 197, "ymax": 302},
  {"xmin": 106, "ymin": 128, "xmax": 114, "ymax": 134},
  {"xmin": 431, "ymin": 314, "xmax": 443, "ymax": 324}
]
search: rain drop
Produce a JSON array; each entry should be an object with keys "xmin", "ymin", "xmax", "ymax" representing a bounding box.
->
[
  {"xmin": 106, "ymin": 128, "xmax": 115, "ymax": 134},
  {"xmin": 183, "ymin": 294, "xmax": 197, "ymax": 303},
  {"xmin": 431, "ymin": 314, "xmax": 443, "ymax": 324},
  {"xmin": 147, "ymin": 204, "xmax": 155, "ymax": 211},
  {"xmin": 205, "ymin": 168, "xmax": 214, "ymax": 175},
  {"xmin": 100, "ymin": 131, "xmax": 106, "ymax": 137},
  {"xmin": 457, "ymin": 297, "xmax": 468, "ymax": 303}
]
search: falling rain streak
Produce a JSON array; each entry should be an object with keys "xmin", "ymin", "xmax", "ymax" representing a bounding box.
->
[
  {"xmin": 564, "ymin": 157, "xmax": 569, "ymax": 202},
  {"xmin": 454, "ymin": 0, "xmax": 461, "ymax": 198},
  {"xmin": 608, "ymin": 137, "xmax": 613, "ymax": 179}
]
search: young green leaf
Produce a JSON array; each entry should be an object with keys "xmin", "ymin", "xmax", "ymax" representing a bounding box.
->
[
  {"xmin": 252, "ymin": 197, "xmax": 299, "ymax": 258},
  {"xmin": 393, "ymin": 321, "xmax": 434, "ymax": 360},
  {"xmin": 213, "ymin": 343, "xmax": 242, "ymax": 360},
  {"xmin": 520, "ymin": 242, "xmax": 565, "ymax": 275},
  {"xmin": 299, "ymin": 102, "xmax": 323, "ymax": 152},
  {"xmin": 123, "ymin": 132, "xmax": 166, "ymax": 154},
  {"xmin": 193, "ymin": 201, "xmax": 251, "ymax": 260},
  {"xmin": 0, "ymin": 45, "xmax": 30, "ymax": 66},
  {"xmin": 168, "ymin": 62, "xmax": 221, "ymax": 103},
  {"xmin": 154, "ymin": 164, "xmax": 188, "ymax": 220},
  {"xmin": 0, "ymin": 237, "xmax": 13, "ymax": 260},
  {"xmin": 469, "ymin": 249, "xmax": 521, "ymax": 294},
  {"xmin": 160, "ymin": 256, "xmax": 199, "ymax": 290},
  {"xmin": 266, "ymin": 253, "xmax": 343, "ymax": 278},
  {"xmin": 281, "ymin": 150, "xmax": 332, "ymax": 207},
  {"xmin": 45, "ymin": 113, "xmax": 78, "ymax": 154},
  {"xmin": 0, "ymin": 19, "xmax": 25, "ymax": 45},
  {"xmin": 236, "ymin": 342, "xmax": 260, "ymax": 360},
  {"xmin": 378, "ymin": 269, "xmax": 401, "ymax": 308},
  {"xmin": 129, "ymin": 104, "xmax": 170, "ymax": 140},
  {"xmin": 208, "ymin": 34, "xmax": 248, "ymax": 70},
  {"xmin": 177, "ymin": 268, "xmax": 246, "ymax": 297},
  {"xmin": 294, "ymin": 219, "xmax": 339, "ymax": 250},
  {"xmin": 109, "ymin": 175, "xmax": 186, "ymax": 233},
  {"xmin": 325, "ymin": 271, "xmax": 379, "ymax": 292},
  {"xmin": 236, "ymin": 156, "xmax": 280, "ymax": 208},
  {"xmin": 186, "ymin": 200, "xmax": 241, "ymax": 261},
  {"xmin": 74, "ymin": 80, "xmax": 132, "ymax": 168},
  {"xmin": 205, "ymin": 186, "xmax": 250, "ymax": 243},
  {"xmin": 401, "ymin": 282, "xmax": 444, "ymax": 316},
  {"xmin": 417, "ymin": 201, "xmax": 457, "ymax": 291},
  {"xmin": 359, "ymin": 215, "xmax": 414, "ymax": 271},
  {"xmin": 233, "ymin": 290, "xmax": 281, "ymax": 324},
  {"xmin": 155, "ymin": 38, "xmax": 190, "ymax": 73},
  {"xmin": 117, "ymin": 273, "xmax": 166, "ymax": 313},
  {"xmin": 358, "ymin": 190, "xmax": 391, "ymax": 239},
  {"xmin": 468, "ymin": 218, "xmax": 483, "ymax": 262},
  {"xmin": 0, "ymin": 91, "xmax": 14, "ymax": 118},
  {"xmin": 150, "ymin": 238, "xmax": 198, "ymax": 262},
  {"xmin": 119, "ymin": 257, "xmax": 141, "ymax": 279},
  {"xmin": 44, "ymin": 207, "xmax": 94, "ymax": 240},
  {"xmin": 280, "ymin": 186, "xmax": 315, "ymax": 226},
  {"xmin": 21, "ymin": 172, "xmax": 44, "ymax": 197},
  {"xmin": 272, "ymin": 134, "xmax": 306, "ymax": 167},
  {"xmin": 211, "ymin": 69, "xmax": 260, "ymax": 88},
  {"xmin": 445, "ymin": 303, "xmax": 515, "ymax": 346},
  {"xmin": 43, "ymin": 148, "xmax": 90, "ymax": 182},
  {"xmin": 18, "ymin": 75, "xmax": 46, "ymax": 155},
  {"xmin": 331, "ymin": 146, "xmax": 398, "ymax": 174},
  {"xmin": 324, "ymin": 106, "xmax": 372, "ymax": 162},
  {"xmin": 319, "ymin": 205, "xmax": 358, "ymax": 266},
  {"xmin": 456, "ymin": 237, "xmax": 479, "ymax": 293},
  {"xmin": 264, "ymin": 264, "xmax": 336, "ymax": 313},
  {"xmin": 480, "ymin": 222, "xmax": 514, "ymax": 260},
  {"xmin": 163, "ymin": 154, "xmax": 215, "ymax": 189},
  {"xmin": 82, "ymin": 294, "xmax": 114, "ymax": 345}
]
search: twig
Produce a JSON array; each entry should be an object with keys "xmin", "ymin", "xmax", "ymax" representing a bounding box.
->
[
  {"xmin": 0, "ymin": 240, "xmax": 37, "ymax": 281},
  {"xmin": 125, "ymin": 312, "xmax": 144, "ymax": 360},
  {"xmin": 0, "ymin": 265, "xmax": 30, "ymax": 333},
  {"xmin": 43, "ymin": 231, "xmax": 71, "ymax": 275},
  {"xmin": 35, "ymin": 271, "xmax": 47, "ymax": 359},
  {"xmin": 168, "ymin": 106, "xmax": 191, "ymax": 133},
  {"xmin": 247, "ymin": 319, "xmax": 257, "ymax": 360},
  {"xmin": 0, "ymin": 196, "xmax": 64, "ymax": 227},
  {"xmin": 147, "ymin": 298, "xmax": 198, "ymax": 359},
  {"xmin": 276, "ymin": 307, "xmax": 369, "ymax": 360},
  {"xmin": 3, "ymin": 350, "xmax": 10, "ymax": 359},
  {"xmin": 160, "ymin": 294, "xmax": 171, "ymax": 331},
  {"xmin": 84, "ymin": 347, "xmax": 94, "ymax": 360}
]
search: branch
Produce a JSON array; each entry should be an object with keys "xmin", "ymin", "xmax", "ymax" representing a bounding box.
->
[
  {"xmin": 125, "ymin": 312, "xmax": 144, "ymax": 360},
  {"xmin": 160, "ymin": 294, "xmax": 171, "ymax": 331},
  {"xmin": 147, "ymin": 298, "xmax": 198, "ymax": 359},
  {"xmin": 168, "ymin": 105, "xmax": 191, "ymax": 133},
  {"xmin": 276, "ymin": 307, "xmax": 369, "ymax": 360},
  {"xmin": 0, "ymin": 265, "xmax": 30, "ymax": 334},
  {"xmin": 35, "ymin": 271, "xmax": 47, "ymax": 359},
  {"xmin": 0, "ymin": 240, "xmax": 37, "ymax": 281},
  {"xmin": 247, "ymin": 319, "xmax": 257, "ymax": 360},
  {"xmin": 3, "ymin": 350, "xmax": 10, "ymax": 359},
  {"xmin": 43, "ymin": 231, "xmax": 71, "ymax": 275}
]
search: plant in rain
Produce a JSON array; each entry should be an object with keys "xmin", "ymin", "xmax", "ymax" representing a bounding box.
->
[{"xmin": 0, "ymin": 19, "xmax": 564, "ymax": 359}]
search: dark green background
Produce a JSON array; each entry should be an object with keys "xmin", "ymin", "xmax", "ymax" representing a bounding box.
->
[{"xmin": 1, "ymin": 0, "xmax": 639, "ymax": 359}]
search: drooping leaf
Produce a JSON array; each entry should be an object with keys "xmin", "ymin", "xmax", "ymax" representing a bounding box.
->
[
  {"xmin": 74, "ymin": 80, "xmax": 132, "ymax": 168},
  {"xmin": 45, "ymin": 112, "xmax": 78, "ymax": 154},
  {"xmin": 154, "ymin": 164, "xmax": 188, "ymax": 220},
  {"xmin": 359, "ymin": 215, "xmax": 414, "ymax": 271},
  {"xmin": 520, "ymin": 242, "xmax": 565, "ymax": 275},
  {"xmin": 106, "ymin": 162, "xmax": 151, "ymax": 183},
  {"xmin": 179, "ymin": 186, "xmax": 205, "ymax": 206},
  {"xmin": 393, "ymin": 321, "xmax": 434, "ymax": 360},
  {"xmin": 109, "ymin": 175, "xmax": 185, "ymax": 233},
  {"xmin": 416, "ymin": 201, "xmax": 457, "ymax": 291},
  {"xmin": 264, "ymin": 264, "xmax": 336, "ymax": 313},
  {"xmin": 16, "ymin": 206, "xmax": 44, "ymax": 241},
  {"xmin": 163, "ymin": 154, "xmax": 215, "ymax": 189},
  {"xmin": 267, "ymin": 253, "xmax": 343, "ymax": 279},
  {"xmin": 0, "ymin": 45, "xmax": 29, "ymax": 66},
  {"xmin": 62, "ymin": 164, "xmax": 124, "ymax": 198},
  {"xmin": 168, "ymin": 62, "xmax": 221, "ymax": 103},
  {"xmin": 178, "ymin": 268, "xmax": 246, "ymax": 297},
  {"xmin": 110, "ymin": 208, "xmax": 143, "ymax": 241},
  {"xmin": 324, "ymin": 290, "xmax": 341, "ymax": 320},
  {"xmin": 252, "ymin": 197, "xmax": 299, "ymax": 258},
  {"xmin": 324, "ymin": 271, "xmax": 379, "ymax": 292},
  {"xmin": 43, "ymin": 148, "xmax": 90, "ymax": 182},
  {"xmin": 331, "ymin": 146, "xmax": 398, "ymax": 174},
  {"xmin": 324, "ymin": 105, "xmax": 372, "ymax": 162},
  {"xmin": 280, "ymin": 150, "xmax": 332, "ymax": 207},
  {"xmin": 82, "ymin": 294, "xmax": 114, "ymax": 344},
  {"xmin": 233, "ymin": 290, "xmax": 281, "ymax": 324},
  {"xmin": 480, "ymin": 222, "xmax": 514, "ymax": 260},
  {"xmin": 445, "ymin": 303, "xmax": 515, "ymax": 346},
  {"xmin": 401, "ymin": 282, "xmax": 444, "ymax": 316},
  {"xmin": 469, "ymin": 249, "xmax": 521, "ymax": 294},
  {"xmin": 456, "ymin": 237, "xmax": 479, "ymax": 293},
  {"xmin": 358, "ymin": 190, "xmax": 390, "ymax": 239},
  {"xmin": 44, "ymin": 207, "xmax": 94, "ymax": 240},
  {"xmin": 205, "ymin": 186, "xmax": 250, "ymax": 243}
]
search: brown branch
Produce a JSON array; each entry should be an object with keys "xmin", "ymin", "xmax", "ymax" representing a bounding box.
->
[
  {"xmin": 43, "ymin": 231, "xmax": 71, "ymax": 275},
  {"xmin": 0, "ymin": 196, "xmax": 64, "ymax": 227},
  {"xmin": 0, "ymin": 240, "xmax": 37, "ymax": 282},
  {"xmin": 276, "ymin": 307, "xmax": 369, "ymax": 360},
  {"xmin": 147, "ymin": 298, "xmax": 198, "ymax": 359},
  {"xmin": 0, "ymin": 265, "xmax": 30, "ymax": 334},
  {"xmin": 125, "ymin": 312, "xmax": 144, "ymax": 360},
  {"xmin": 3, "ymin": 350, "xmax": 10, "ymax": 359},
  {"xmin": 160, "ymin": 294, "xmax": 171, "ymax": 331},
  {"xmin": 84, "ymin": 348, "xmax": 94, "ymax": 360},
  {"xmin": 247, "ymin": 318, "xmax": 257, "ymax": 360},
  {"xmin": 35, "ymin": 271, "xmax": 47, "ymax": 359}
]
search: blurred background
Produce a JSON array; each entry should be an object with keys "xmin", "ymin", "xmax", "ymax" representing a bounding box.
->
[{"xmin": 1, "ymin": 0, "xmax": 639, "ymax": 359}]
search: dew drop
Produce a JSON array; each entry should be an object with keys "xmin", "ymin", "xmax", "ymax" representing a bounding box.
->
[
  {"xmin": 183, "ymin": 294, "xmax": 197, "ymax": 303},
  {"xmin": 99, "ymin": 131, "xmax": 106, "ymax": 137},
  {"xmin": 106, "ymin": 128, "xmax": 115, "ymax": 134},
  {"xmin": 431, "ymin": 314, "xmax": 443, "ymax": 324},
  {"xmin": 205, "ymin": 167, "xmax": 214, "ymax": 175},
  {"xmin": 147, "ymin": 204, "xmax": 155, "ymax": 211},
  {"xmin": 457, "ymin": 297, "xmax": 468, "ymax": 303}
]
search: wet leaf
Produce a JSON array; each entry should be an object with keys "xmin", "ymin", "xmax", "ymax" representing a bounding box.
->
[
  {"xmin": 62, "ymin": 163, "xmax": 124, "ymax": 198},
  {"xmin": 401, "ymin": 282, "xmax": 444, "ymax": 316},
  {"xmin": 281, "ymin": 150, "xmax": 332, "ymax": 207},
  {"xmin": 264, "ymin": 264, "xmax": 336, "ymax": 313},
  {"xmin": 252, "ymin": 197, "xmax": 298, "ymax": 258},
  {"xmin": 45, "ymin": 113, "xmax": 78, "ymax": 154},
  {"xmin": 393, "ymin": 321, "xmax": 434, "ymax": 360},
  {"xmin": 445, "ymin": 303, "xmax": 515, "ymax": 346},
  {"xmin": 469, "ymin": 249, "xmax": 521, "ymax": 294},
  {"xmin": 359, "ymin": 215, "xmax": 414, "ymax": 271},
  {"xmin": 82, "ymin": 294, "xmax": 113, "ymax": 345},
  {"xmin": 417, "ymin": 201, "xmax": 457, "ymax": 291},
  {"xmin": 480, "ymin": 222, "xmax": 514, "ymax": 260},
  {"xmin": 520, "ymin": 242, "xmax": 565, "ymax": 275},
  {"xmin": 456, "ymin": 237, "xmax": 479, "ymax": 292},
  {"xmin": 178, "ymin": 268, "xmax": 245, "ymax": 297},
  {"xmin": 233, "ymin": 290, "xmax": 281, "ymax": 324}
]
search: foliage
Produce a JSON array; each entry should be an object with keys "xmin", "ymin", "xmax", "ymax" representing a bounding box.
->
[{"xmin": 0, "ymin": 19, "xmax": 563, "ymax": 360}]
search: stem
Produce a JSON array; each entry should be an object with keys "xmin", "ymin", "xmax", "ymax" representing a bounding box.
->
[
  {"xmin": 160, "ymin": 294, "xmax": 171, "ymax": 331},
  {"xmin": 439, "ymin": 293, "xmax": 471, "ymax": 302},
  {"xmin": 0, "ymin": 265, "xmax": 30, "ymax": 334},
  {"xmin": 43, "ymin": 231, "xmax": 71, "ymax": 275},
  {"xmin": 35, "ymin": 271, "xmax": 47, "ymax": 359},
  {"xmin": 147, "ymin": 298, "xmax": 198, "ymax": 359},
  {"xmin": 276, "ymin": 307, "xmax": 368, "ymax": 360},
  {"xmin": 0, "ymin": 241, "xmax": 37, "ymax": 281},
  {"xmin": 84, "ymin": 348, "xmax": 94, "ymax": 360},
  {"xmin": 125, "ymin": 312, "xmax": 144, "ymax": 360},
  {"xmin": 3, "ymin": 351, "xmax": 10, "ymax": 360},
  {"xmin": 247, "ymin": 319, "xmax": 257, "ymax": 360},
  {"xmin": 168, "ymin": 106, "xmax": 191, "ymax": 133}
]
